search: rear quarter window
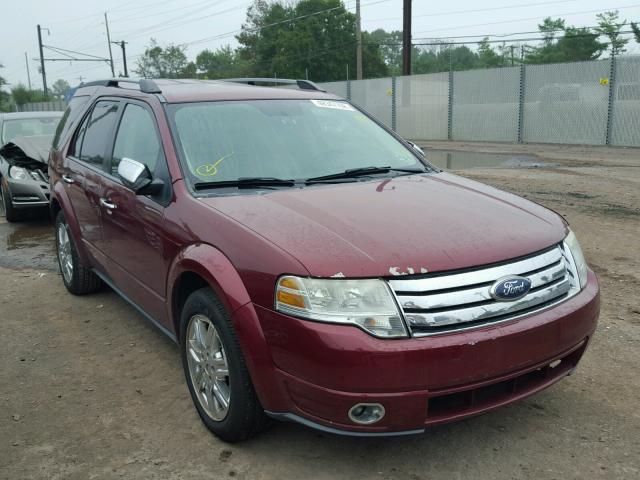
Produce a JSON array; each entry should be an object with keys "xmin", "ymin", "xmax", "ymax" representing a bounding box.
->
[{"xmin": 53, "ymin": 95, "xmax": 91, "ymax": 150}]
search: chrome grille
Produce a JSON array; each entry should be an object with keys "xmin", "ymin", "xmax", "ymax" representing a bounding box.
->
[{"xmin": 389, "ymin": 244, "xmax": 580, "ymax": 337}]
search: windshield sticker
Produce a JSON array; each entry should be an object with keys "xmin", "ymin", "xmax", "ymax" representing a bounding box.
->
[
  {"xmin": 310, "ymin": 100, "xmax": 355, "ymax": 111},
  {"xmin": 195, "ymin": 152, "xmax": 234, "ymax": 177}
]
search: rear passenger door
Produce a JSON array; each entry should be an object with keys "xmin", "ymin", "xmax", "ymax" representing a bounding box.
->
[
  {"xmin": 63, "ymin": 100, "xmax": 120, "ymax": 260},
  {"xmin": 99, "ymin": 100, "xmax": 173, "ymax": 325}
]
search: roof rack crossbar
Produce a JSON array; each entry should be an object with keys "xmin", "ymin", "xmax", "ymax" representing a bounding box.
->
[
  {"xmin": 221, "ymin": 78, "xmax": 325, "ymax": 92},
  {"xmin": 79, "ymin": 78, "xmax": 162, "ymax": 94}
]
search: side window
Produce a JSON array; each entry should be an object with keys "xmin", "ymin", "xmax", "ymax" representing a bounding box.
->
[
  {"xmin": 70, "ymin": 113, "xmax": 89, "ymax": 158},
  {"xmin": 53, "ymin": 95, "xmax": 90, "ymax": 149},
  {"xmin": 79, "ymin": 100, "xmax": 119, "ymax": 167},
  {"xmin": 111, "ymin": 103, "xmax": 161, "ymax": 176}
]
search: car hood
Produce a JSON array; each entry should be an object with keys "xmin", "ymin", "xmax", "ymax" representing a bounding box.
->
[
  {"xmin": 0, "ymin": 135, "xmax": 53, "ymax": 167},
  {"xmin": 199, "ymin": 172, "xmax": 567, "ymax": 277}
]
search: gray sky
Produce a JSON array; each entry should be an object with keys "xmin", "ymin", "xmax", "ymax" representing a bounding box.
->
[{"xmin": 1, "ymin": 0, "xmax": 639, "ymax": 90}]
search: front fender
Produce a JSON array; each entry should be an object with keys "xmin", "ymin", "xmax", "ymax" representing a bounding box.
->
[
  {"xmin": 166, "ymin": 244, "xmax": 280, "ymax": 408},
  {"xmin": 166, "ymin": 242, "xmax": 253, "ymax": 330}
]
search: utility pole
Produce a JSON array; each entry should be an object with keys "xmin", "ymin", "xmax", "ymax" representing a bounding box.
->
[
  {"xmin": 24, "ymin": 52, "xmax": 32, "ymax": 90},
  {"xmin": 402, "ymin": 0, "xmax": 412, "ymax": 76},
  {"xmin": 356, "ymin": 0, "xmax": 363, "ymax": 80},
  {"xmin": 112, "ymin": 41, "xmax": 128, "ymax": 77},
  {"xmin": 104, "ymin": 12, "xmax": 115, "ymax": 77},
  {"xmin": 37, "ymin": 25, "xmax": 47, "ymax": 95}
]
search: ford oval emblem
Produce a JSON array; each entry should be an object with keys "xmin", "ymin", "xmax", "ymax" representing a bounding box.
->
[{"xmin": 490, "ymin": 276, "xmax": 532, "ymax": 301}]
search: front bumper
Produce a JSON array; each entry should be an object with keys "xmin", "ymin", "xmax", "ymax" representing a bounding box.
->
[
  {"xmin": 234, "ymin": 270, "xmax": 599, "ymax": 435},
  {"xmin": 4, "ymin": 175, "xmax": 50, "ymax": 209}
]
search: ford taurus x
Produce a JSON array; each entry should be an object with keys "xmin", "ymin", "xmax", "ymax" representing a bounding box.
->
[{"xmin": 49, "ymin": 78, "xmax": 599, "ymax": 442}]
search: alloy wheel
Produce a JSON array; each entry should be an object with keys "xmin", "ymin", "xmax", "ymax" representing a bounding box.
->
[
  {"xmin": 57, "ymin": 223, "xmax": 73, "ymax": 283},
  {"xmin": 186, "ymin": 314, "xmax": 231, "ymax": 421}
]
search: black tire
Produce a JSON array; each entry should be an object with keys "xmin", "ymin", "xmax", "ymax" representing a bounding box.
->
[
  {"xmin": 1, "ymin": 182, "xmax": 21, "ymax": 222},
  {"xmin": 55, "ymin": 210, "xmax": 102, "ymax": 295},
  {"xmin": 180, "ymin": 287, "xmax": 270, "ymax": 442}
]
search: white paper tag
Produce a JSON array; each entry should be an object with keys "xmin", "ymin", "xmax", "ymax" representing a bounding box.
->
[{"xmin": 310, "ymin": 100, "xmax": 355, "ymax": 111}]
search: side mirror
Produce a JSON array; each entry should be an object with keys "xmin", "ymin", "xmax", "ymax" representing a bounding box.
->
[
  {"xmin": 407, "ymin": 141, "xmax": 425, "ymax": 157},
  {"xmin": 117, "ymin": 157, "xmax": 164, "ymax": 196}
]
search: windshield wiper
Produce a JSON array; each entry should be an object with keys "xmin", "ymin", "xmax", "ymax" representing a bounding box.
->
[
  {"xmin": 194, "ymin": 177, "xmax": 297, "ymax": 191},
  {"xmin": 306, "ymin": 166, "xmax": 426, "ymax": 184}
]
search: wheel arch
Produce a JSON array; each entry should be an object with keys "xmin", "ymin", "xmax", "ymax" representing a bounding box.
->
[
  {"xmin": 50, "ymin": 182, "xmax": 91, "ymax": 263},
  {"xmin": 167, "ymin": 243, "xmax": 252, "ymax": 339}
]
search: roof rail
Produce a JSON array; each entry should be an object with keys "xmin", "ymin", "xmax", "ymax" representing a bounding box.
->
[
  {"xmin": 222, "ymin": 78, "xmax": 325, "ymax": 92},
  {"xmin": 78, "ymin": 78, "xmax": 162, "ymax": 94}
]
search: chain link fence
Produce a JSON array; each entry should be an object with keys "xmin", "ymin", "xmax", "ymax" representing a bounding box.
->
[{"xmin": 317, "ymin": 55, "xmax": 640, "ymax": 148}]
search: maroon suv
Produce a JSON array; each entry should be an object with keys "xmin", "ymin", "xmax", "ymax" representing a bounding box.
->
[{"xmin": 49, "ymin": 78, "xmax": 599, "ymax": 442}]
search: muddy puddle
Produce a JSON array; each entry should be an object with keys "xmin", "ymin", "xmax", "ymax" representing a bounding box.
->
[
  {"xmin": 0, "ymin": 206, "xmax": 57, "ymax": 271},
  {"xmin": 425, "ymin": 149, "xmax": 555, "ymax": 170}
]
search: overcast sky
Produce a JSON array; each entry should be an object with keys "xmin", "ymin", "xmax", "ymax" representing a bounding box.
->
[{"xmin": 1, "ymin": 0, "xmax": 639, "ymax": 90}]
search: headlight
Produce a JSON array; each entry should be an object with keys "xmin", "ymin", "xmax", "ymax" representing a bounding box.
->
[
  {"xmin": 9, "ymin": 166, "xmax": 28, "ymax": 180},
  {"xmin": 275, "ymin": 276, "xmax": 408, "ymax": 338},
  {"xmin": 564, "ymin": 230, "xmax": 588, "ymax": 289}
]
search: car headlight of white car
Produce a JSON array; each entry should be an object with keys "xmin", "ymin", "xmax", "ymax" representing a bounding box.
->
[
  {"xmin": 564, "ymin": 229, "xmax": 589, "ymax": 289},
  {"xmin": 9, "ymin": 165, "xmax": 28, "ymax": 180},
  {"xmin": 275, "ymin": 276, "xmax": 408, "ymax": 338}
]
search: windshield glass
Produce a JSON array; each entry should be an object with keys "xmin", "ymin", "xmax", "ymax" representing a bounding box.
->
[
  {"xmin": 2, "ymin": 117, "xmax": 60, "ymax": 143},
  {"xmin": 167, "ymin": 100, "xmax": 429, "ymax": 187}
]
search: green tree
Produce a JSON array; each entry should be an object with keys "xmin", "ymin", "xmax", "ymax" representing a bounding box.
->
[
  {"xmin": 595, "ymin": 11, "xmax": 629, "ymax": 56},
  {"xmin": 538, "ymin": 17, "xmax": 566, "ymax": 45},
  {"xmin": 525, "ymin": 18, "xmax": 605, "ymax": 64},
  {"xmin": 196, "ymin": 46, "xmax": 246, "ymax": 79},
  {"xmin": 411, "ymin": 44, "xmax": 480, "ymax": 74},
  {"xmin": 10, "ymin": 84, "xmax": 49, "ymax": 105},
  {"xmin": 51, "ymin": 79, "xmax": 70, "ymax": 98},
  {"xmin": 135, "ymin": 39, "xmax": 192, "ymax": 78},
  {"xmin": 558, "ymin": 27, "xmax": 605, "ymax": 61},
  {"xmin": 237, "ymin": 0, "xmax": 388, "ymax": 81},
  {"xmin": 367, "ymin": 29, "xmax": 402, "ymax": 75},
  {"xmin": 477, "ymin": 38, "xmax": 502, "ymax": 68},
  {"xmin": 0, "ymin": 63, "xmax": 11, "ymax": 112},
  {"xmin": 631, "ymin": 22, "xmax": 640, "ymax": 43}
]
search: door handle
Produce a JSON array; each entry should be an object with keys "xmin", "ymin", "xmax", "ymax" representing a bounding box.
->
[
  {"xmin": 62, "ymin": 174, "xmax": 74, "ymax": 184},
  {"xmin": 99, "ymin": 198, "xmax": 117, "ymax": 210}
]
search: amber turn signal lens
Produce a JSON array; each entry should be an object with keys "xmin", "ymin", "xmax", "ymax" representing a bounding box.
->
[
  {"xmin": 276, "ymin": 289, "xmax": 306, "ymax": 309},
  {"xmin": 279, "ymin": 277, "xmax": 302, "ymax": 290}
]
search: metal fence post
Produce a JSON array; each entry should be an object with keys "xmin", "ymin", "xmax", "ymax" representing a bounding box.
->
[
  {"xmin": 447, "ymin": 69, "xmax": 454, "ymax": 140},
  {"xmin": 391, "ymin": 76, "xmax": 397, "ymax": 132},
  {"xmin": 517, "ymin": 63, "xmax": 526, "ymax": 143},
  {"xmin": 605, "ymin": 54, "xmax": 617, "ymax": 145},
  {"xmin": 346, "ymin": 79, "xmax": 352, "ymax": 101}
]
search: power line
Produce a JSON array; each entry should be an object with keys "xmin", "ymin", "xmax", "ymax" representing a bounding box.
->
[
  {"xmin": 413, "ymin": 3, "xmax": 640, "ymax": 36},
  {"xmin": 413, "ymin": 22, "xmax": 639, "ymax": 42},
  {"xmin": 181, "ymin": 0, "xmax": 390, "ymax": 48},
  {"xmin": 365, "ymin": 0, "xmax": 579, "ymax": 23},
  {"xmin": 111, "ymin": 0, "xmax": 230, "ymax": 25},
  {"xmin": 113, "ymin": 3, "xmax": 249, "ymax": 40}
]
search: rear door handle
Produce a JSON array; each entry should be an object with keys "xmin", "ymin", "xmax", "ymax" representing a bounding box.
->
[
  {"xmin": 62, "ymin": 174, "xmax": 74, "ymax": 184},
  {"xmin": 99, "ymin": 198, "xmax": 117, "ymax": 210}
]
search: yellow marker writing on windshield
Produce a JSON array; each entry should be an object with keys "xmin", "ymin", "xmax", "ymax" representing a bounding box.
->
[{"xmin": 195, "ymin": 152, "xmax": 234, "ymax": 177}]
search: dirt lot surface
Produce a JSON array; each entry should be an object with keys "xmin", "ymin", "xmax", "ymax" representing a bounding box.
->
[{"xmin": 1, "ymin": 142, "xmax": 639, "ymax": 479}]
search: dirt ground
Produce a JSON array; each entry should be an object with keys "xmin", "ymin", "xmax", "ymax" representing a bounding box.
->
[{"xmin": 1, "ymin": 142, "xmax": 639, "ymax": 480}]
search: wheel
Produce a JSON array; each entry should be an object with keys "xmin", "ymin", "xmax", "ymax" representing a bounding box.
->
[
  {"xmin": 1, "ymin": 181, "xmax": 21, "ymax": 222},
  {"xmin": 180, "ymin": 288, "xmax": 270, "ymax": 442},
  {"xmin": 55, "ymin": 210, "xmax": 102, "ymax": 295}
]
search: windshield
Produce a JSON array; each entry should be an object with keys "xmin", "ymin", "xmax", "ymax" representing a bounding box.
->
[
  {"xmin": 167, "ymin": 99, "xmax": 429, "ymax": 188},
  {"xmin": 2, "ymin": 117, "xmax": 61, "ymax": 143}
]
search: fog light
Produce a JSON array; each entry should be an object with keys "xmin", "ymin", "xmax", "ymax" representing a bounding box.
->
[{"xmin": 348, "ymin": 403, "xmax": 385, "ymax": 425}]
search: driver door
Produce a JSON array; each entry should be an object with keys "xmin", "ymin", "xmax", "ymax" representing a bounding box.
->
[{"xmin": 99, "ymin": 100, "xmax": 173, "ymax": 326}]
